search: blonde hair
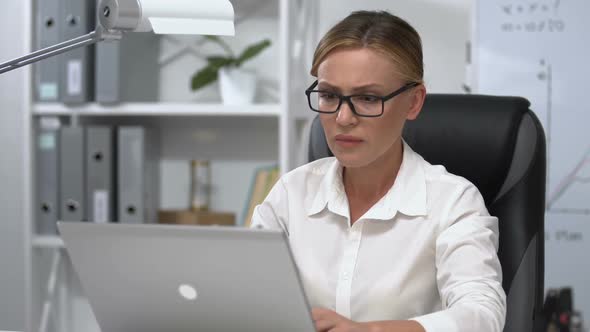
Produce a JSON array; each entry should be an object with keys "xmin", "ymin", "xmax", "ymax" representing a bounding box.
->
[{"xmin": 311, "ymin": 11, "xmax": 424, "ymax": 84}]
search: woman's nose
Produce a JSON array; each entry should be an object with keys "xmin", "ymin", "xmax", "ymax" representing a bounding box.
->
[{"xmin": 335, "ymin": 100, "xmax": 358, "ymax": 126}]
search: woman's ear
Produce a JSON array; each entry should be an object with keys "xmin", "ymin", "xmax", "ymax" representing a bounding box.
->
[{"xmin": 406, "ymin": 84, "xmax": 426, "ymax": 120}]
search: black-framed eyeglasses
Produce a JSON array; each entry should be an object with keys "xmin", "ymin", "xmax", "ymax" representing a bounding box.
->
[{"xmin": 305, "ymin": 80, "xmax": 420, "ymax": 117}]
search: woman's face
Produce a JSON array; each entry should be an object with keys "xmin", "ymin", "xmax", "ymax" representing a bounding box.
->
[{"xmin": 317, "ymin": 47, "xmax": 426, "ymax": 169}]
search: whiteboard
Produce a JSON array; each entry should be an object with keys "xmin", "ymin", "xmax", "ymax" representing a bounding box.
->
[{"xmin": 472, "ymin": 0, "xmax": 590, "ymax": 326}]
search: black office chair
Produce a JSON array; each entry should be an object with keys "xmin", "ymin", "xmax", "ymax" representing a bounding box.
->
[{"xmin": 308, "ymin": 94, "xmax": 546, "ymax": 332}]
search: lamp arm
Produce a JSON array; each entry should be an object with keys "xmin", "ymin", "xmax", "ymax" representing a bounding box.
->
[
  {"xmin": 0, "ymin": 0, "xmax": 236, "ymax": 75},
  {"xmin": 0, "ymin": 26, "xmax": 123, "ymax": 75}
]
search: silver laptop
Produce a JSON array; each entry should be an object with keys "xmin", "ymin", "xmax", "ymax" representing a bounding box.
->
[{"xmin": 58, "ymin": 222, "xmax": 315, "ymax": 332}]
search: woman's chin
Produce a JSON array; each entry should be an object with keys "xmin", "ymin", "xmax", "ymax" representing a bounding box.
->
[{"xmin": 334, "ymin": 153, "xmax": 371, "ymax": 169}]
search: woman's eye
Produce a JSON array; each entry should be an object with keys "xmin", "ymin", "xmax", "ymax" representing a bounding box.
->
[
  {"xmin": 320, "ymin": 92, "xmax": 338, "ymax": 100},
  {"xmin": 359, "ymin": 95, "xmax": 380, "ymax": 103}
]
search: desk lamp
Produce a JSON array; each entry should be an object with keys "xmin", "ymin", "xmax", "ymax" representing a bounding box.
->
[{"xmin": 0, "ymin": 0, "xmax": 235, "ymax": 74}]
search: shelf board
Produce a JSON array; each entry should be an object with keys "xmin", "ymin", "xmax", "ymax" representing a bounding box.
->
[
  {"xmin": 32, "ymin": 235, "xmax": 64, "ymax": 249},
  {"xmin": 33, "ymin": 103, "xmax": 282, "ymax": 117}
]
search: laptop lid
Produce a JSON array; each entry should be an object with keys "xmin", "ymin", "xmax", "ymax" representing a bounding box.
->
[{"xmin": 58, "ymin": 222, "xmax": 315, "ymax": 332}]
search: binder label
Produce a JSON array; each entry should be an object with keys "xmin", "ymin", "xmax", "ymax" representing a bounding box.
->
[
  {"xmin": 39, "ymin": 83, "xmax": 58, "ymax": 100},
  {"xmin": 67, "ymin": 60, "xmax": 82, "ymax": 96},
  {"xmin": 93, "ymin": 190, "xmax": 109, "ymax": 223},
  {"xmin": 39, "ymin": 133, "xmax": 56, "ymax": 150},
  {"xmin": 39, "ymin": 117, "xmax": 61, "ymax": 130}
]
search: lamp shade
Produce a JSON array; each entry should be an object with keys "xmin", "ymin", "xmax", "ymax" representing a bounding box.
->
[{"xmin": 99, "ymin": 0, "xmax": 235, "ymax": 36}]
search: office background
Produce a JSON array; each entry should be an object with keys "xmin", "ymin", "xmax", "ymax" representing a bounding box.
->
[{"xmin": 1, "ymin": 0, "xmax": 587, "ymax": 331}]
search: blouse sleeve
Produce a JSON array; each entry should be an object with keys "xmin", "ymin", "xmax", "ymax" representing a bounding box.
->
[{"xmin": 410, "ymin": 183, "xmax": 507, "ymax": 332}]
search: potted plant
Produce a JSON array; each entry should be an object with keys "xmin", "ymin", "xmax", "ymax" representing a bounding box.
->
[{"xmin": 190, "ymin": 35, "xmax": 271, "ymax": 105}]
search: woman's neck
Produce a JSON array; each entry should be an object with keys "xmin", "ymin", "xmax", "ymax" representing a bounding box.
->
[{"xmin": 343, "ymin": 139, "xmax": 404, "ymax": 202}]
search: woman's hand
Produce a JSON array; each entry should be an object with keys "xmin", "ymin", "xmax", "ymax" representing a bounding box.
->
[
  {"xmin": 312, "ymin": 308, "xmax": 373, "ymax": 332},
  {"xmin": 311, "ymin": 307, "xmax": 427, "ymax": 332}
]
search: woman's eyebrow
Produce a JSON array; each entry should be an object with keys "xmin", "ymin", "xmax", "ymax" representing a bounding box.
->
[
  {"xmin": 317, "ymin": 81, "xmax": 340, "ymax": 91},
  {"xmin": 350, "ymin": 83, "xmax": 385, "ymax": 93},
  {"xmin": 318, "ymin": 81, "xmax": 384, "ymax": 93}
]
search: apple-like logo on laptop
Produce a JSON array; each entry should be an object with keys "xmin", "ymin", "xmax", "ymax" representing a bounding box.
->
[{"xmin": 178, "ymin": 284, "xmax": 198, "ymax": 301}]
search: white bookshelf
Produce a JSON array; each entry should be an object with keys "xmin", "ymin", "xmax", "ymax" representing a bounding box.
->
[
  {"xmin": 33, "ymin": 102, "xmax": 282, "ymax": 117},
  {"xmin": 32, "ymin": 236, "xmax": 65, "ymax": 249},
  {"xmin": 23, "ymin": 1, "xmax": 321, "ymax": 332}
]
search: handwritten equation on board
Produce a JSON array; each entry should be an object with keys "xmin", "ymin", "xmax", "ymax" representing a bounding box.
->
[{"xmin": 500, "ymin": 1, "xmax": 565, "ymax": 33}]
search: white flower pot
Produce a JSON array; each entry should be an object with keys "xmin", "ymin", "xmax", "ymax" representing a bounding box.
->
[{"xmin": 218, "ymin": 67, "xmax": 257, "ymax": 105}]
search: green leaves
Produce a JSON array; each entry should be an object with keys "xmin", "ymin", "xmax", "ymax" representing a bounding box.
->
[
  {"xmin": 190, "ymin": 38, "xmax": 272, "ymax": 91},
  {"xmin": 191, "ymin": 64, "xmax": 219, "ymax": 91},
  {"xmin": 204, "ymin": 35, "xmax": 221, "ymax": 43},
  {"xmin": 191, "ymin": 56, "xmax": 234, "ymax": 91},
  {"xmin": 236, "ymin": 39, "xmax": 272, "ymax": 66},
  {"xmin": 207, "ymin": 56, "xmax": 236, "ymax": 68}
]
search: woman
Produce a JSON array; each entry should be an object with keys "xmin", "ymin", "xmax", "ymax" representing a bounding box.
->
[{"xmin": 251, "ymin": 10, "xmax": 506, "ymax": 332}]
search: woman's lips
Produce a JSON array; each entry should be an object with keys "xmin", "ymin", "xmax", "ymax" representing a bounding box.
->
[{"xmin": 335, "ymin": 134, "xmax": 363, "ymax": 147}]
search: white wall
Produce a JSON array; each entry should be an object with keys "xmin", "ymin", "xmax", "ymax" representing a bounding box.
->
[
  {"xmin": 319, "ymin": 0, "xmax": 472, "ymax": 93},
  {"xmin": 0, "ymin": 0, "xmax": 29, "ymax": 330}
]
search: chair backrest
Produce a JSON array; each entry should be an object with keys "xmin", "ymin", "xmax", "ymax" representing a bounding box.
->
[{"xmin": 308, "ymin": 94, "xmax": 546, "ymax": 332}]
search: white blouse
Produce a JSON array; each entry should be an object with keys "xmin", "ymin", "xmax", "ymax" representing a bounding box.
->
[{"xmin": 251, "ymin": 140, "xmax": 506, "ymax": 332}]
